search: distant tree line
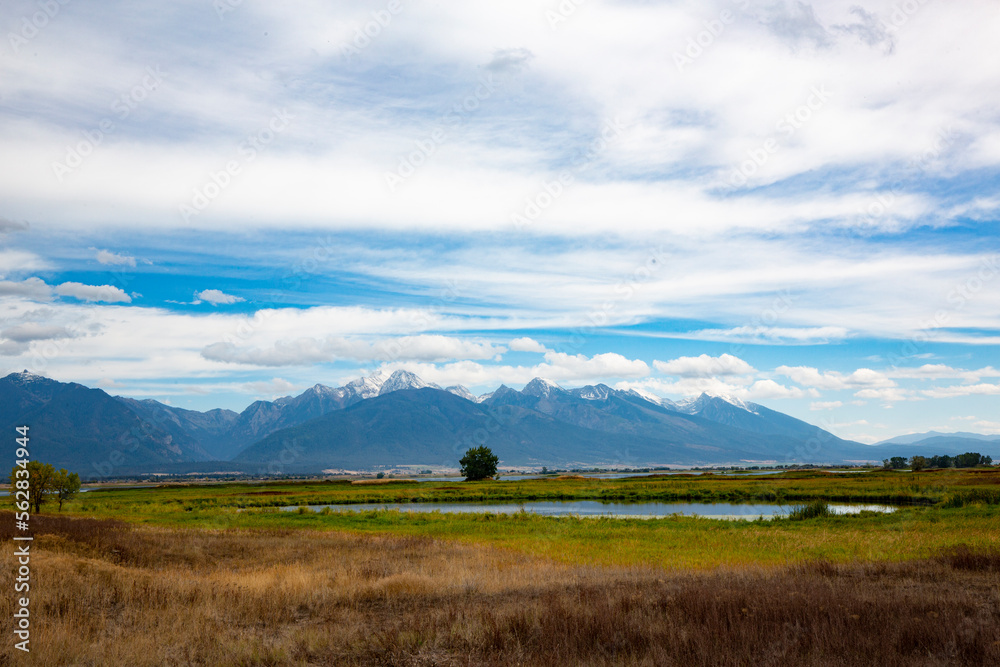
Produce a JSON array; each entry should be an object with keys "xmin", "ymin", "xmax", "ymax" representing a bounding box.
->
[{"xmin": 883, "ymin": 452, "xmax": 994, "ymax": 471}]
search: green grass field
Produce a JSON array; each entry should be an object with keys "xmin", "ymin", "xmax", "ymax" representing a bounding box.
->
[{"xmin": 66, "ymin": 468, "xmax": 1000, "ymax": 570}]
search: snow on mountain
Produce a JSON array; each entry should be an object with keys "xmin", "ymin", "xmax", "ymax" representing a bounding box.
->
[
  {"xmin": 622, "ymin": 387, "xmax": 675, "ymax": 409},
  {"xmin": 344, "ymin": 370, "xmax": 388, "ymax": 399},
  {"xmin": 6, "ymin": 370, "xmax": 51, "ymax": 387},
  {"xmin": 377, "ymin": 369, "xmax": 441, "ymax": 395},
  {"xmin": 309, "ymin": 383, "xmax": 346, "ymax": 398},
  {"xmin": 521, "ymin": 377, "xmax": 566, "ymax": 398},
  {"xmin": 676, "ymin": 392, "xmax": 758, "ymax": 415},
  {"xmin": 445, "ymin": 385, "xmax": 476, "ymax": 401},
  {"xmin": 574, "ymin": 384, "xmax": 613, "ymax": 401}
]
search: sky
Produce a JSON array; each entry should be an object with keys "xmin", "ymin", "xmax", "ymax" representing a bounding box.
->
[{"xmin": 1, "ymin": 0, "xmax": 998, "ymax": 444}]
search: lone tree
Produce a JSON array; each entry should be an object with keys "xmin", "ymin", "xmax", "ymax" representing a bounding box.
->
[
  {"xmin": 460, "ymin": 446, "xmax": 499, "ymax": 481},
  {"xmin": 910, "ymin": 456, "xmax": 927, "ymax": 472},
  {"xmin": 11, "ymin": 461, "xmax": 55, "ymax": 513},
  {"xmin": 10, "ymin": 462, "xmax": 81, "ymax": 513},
  {"xmin": 53, "ymin": 468, "xmax": 81, "ymax": 511}
]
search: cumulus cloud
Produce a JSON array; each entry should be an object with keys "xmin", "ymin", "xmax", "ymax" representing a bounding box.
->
[
  {"xmin": 0, "ymin": 278, "xmax": 52, "ymax": 300},
  {"xmin": 618, "ymin": 376, "xmax": 816, "ymax": 401},
  {"xmin": 53, "ymin": 282, "xmax": 131, "ymax": 303},
  {"xmin": 653, "ymin": 353, "xmax": 755, "ymax": 378},
  {"xmin": 195, "ymin": 289, "xmax": 244, "ymax": 305},
  {"xmin": 777, "ymin": 366, "xmax": 895, "ymax": 390},
  {"xmin": 508, "ymin": 337, "xmax": 548, "ymax": 353},
  {"xmin": 854, "ymin": 387, "xmax": 911, "ymax": 402},
  {"xmin": 95, "ymin": 249, "xmax": 137, "ymax": 267},
  {"xmin": 810, "ymin": 400, "xmax": 843, "ymax": 411},
  {"xmin": 536, "ymin": 351, "xmax": 650, "ymax": 380},
  {"xmin": 1, "ymin": 324, "xmax": 73, "ymax": 343}
]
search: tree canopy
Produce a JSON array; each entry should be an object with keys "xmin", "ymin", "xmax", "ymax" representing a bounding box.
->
[
  {"xmin": 10, "ymin": 462, "xmax": 80, "ymax": 513},
  {"xmin": 460, "ymin": 446, "xmax": 499, "ymax": 481}
]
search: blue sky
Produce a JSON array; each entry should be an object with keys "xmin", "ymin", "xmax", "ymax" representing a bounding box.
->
[{"xmin": 1, "ymin": 0, "xmax": 998, "ymax": 443}]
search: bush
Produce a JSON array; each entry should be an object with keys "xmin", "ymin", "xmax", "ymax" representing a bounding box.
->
[{"xmin": 787, "ymin": 501, "xmax": 832, "ymax": 520}]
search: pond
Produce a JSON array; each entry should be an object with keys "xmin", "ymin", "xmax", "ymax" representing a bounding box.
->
[{"xmin": 281, "ymin": 500, "xmax": 897, "ymax": 520}]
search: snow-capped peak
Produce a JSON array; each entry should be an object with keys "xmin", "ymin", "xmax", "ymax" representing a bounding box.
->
[
  {"xmin": 677, "ymin": 392, "xmax": 757, "ymax": 415},
  {"xmin": 576, "ymin": 384, "xmax": 613, "ymax": 401},
  {"xmin": 521, "ymin": 377, "xmax": 565, "ymax": 398},
  {"xmin": 445, "ymin": 385, "xmax": 476, "ymax": 402},
  {"xmin": 5, "ymin": 370, "xmax": 48, "ymax": 386},
  {"xmin": 377, "ymin": 370, "xmax": 441, "ymax": 395},
  {"xmin": 623, "ymin": 387, "xmax": 671, "ymax": 408},
  {"xmin": 711, "ymin": 393, "xmax": 757, "ymax": 413},
  {"xmin": 344, "ymin": 370, "xmax": 388, "ymax": 399},
  {"xmin": 307, "ymin": 384, "xmax": 347, "ymax": 400}
]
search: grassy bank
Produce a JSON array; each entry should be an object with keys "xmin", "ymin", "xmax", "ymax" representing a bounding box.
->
[
  {"xmin": 50, "ymin": 468, "xmax": 999, "ymax": 569},
  {"xmin": 72, "ymin": 468, "xmax": 1000, "ymax": 515}
]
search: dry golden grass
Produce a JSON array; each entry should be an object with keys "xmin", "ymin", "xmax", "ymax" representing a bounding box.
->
[{"xmin": 0, "ymin": 513, "xmax": 998, "ymax": 666}]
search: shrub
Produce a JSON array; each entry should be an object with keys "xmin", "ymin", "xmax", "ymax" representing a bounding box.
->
[{"xmin": 786, "ymin": 501, "xmax": 832, "ymax": 520}]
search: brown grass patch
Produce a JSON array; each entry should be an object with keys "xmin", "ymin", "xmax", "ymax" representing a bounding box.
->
[
  {"xmin": 351, "ymin": 479, "xmax": 418, "ymax": 485},
  {"xmin": 1, "ymin": 513, "xmax": 998, "ymax": 665}
]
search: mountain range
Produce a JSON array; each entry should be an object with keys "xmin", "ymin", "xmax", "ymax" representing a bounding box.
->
[{"xmin": 2, "ymin": 370, "xmax": 997, "ymax": 477}]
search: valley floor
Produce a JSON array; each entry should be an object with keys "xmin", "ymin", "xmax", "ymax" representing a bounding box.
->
[
  {"xmin": 3, "ymin": 471, "xmax": 999, "ymax": 665},
  {"xmin": 1, "ymin": 511, "xmax": 998, "ymax": 666}
]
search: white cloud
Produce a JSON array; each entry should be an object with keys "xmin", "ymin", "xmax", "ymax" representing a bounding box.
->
[
  {"xmin": 0, "ymin": 250, "xmax": 50, "ymax": 277},
  {"xmin": 537, "ymin": 351, "xmax": 650, "ymax": 380},
  {"xmin": 972, "ymin": 420, "xmax": 1000, "ymax": 435},
  {"xmin": 195, "ymin": 289, "xmax": 244, "ymax": 305},
  {"xmin": 53, "ymin": 282, "xmax": 131, "ymax": 303},
  {"xmin": 683, "ymin": 327, "xmax": 851, "ymax": 345},
  {"xmin": 653, "ymin": 353, "xmax": 755, "ymax": 378},
  {"xmin": 241, "ymin": 378, "xmax": 296, "ymax": 395},
  {"xmin": 854, "ymin": 387, "xmax": 911, "ymax": 402},
  {"xmin": 777, "ymin": 365, "xmax": 895, "ymax": 390},
  {"xmin": 810, "ymin": 401, "xmax": 843, "ymax": 411},
  {"xmin": 508, "ymin": 337, "xmax": 548, "ymax": 353},
  {"xmin": 618, "ymin": 376, "xmax": 816, "ymax": 401},
  {"xmin": 920, "ymin": 383, "xmax": 1000, "ymax": 399},
  {"xmin": 887, "ymin": 364, "xmax": 1000, "ymax": 383},
  {"xmin": 95, "ymin": 249, "xmax": 137, "ymax": 267},
  {"xmin": 1, "ymin": 324, "xmax": 73, "ymax": 343},
  {"xmin": 0, "ymin": 278, "xmax": 51, "ymax": 300},
  {"xmin": 202, "ymin": 334, "xmax": 506, "ymax": 367}
]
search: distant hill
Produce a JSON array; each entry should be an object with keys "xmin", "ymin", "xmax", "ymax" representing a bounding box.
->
[
  {"xmin": 0, "ymin": 371, "xmax": 212, "ymax": 475},
  {"xmin": 876, "ymin": 431, "xmax": 999, "ymax": 446},
  {"xmin": 10, "ymin": 369, "xmax": 996, "ymax": 476}
]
